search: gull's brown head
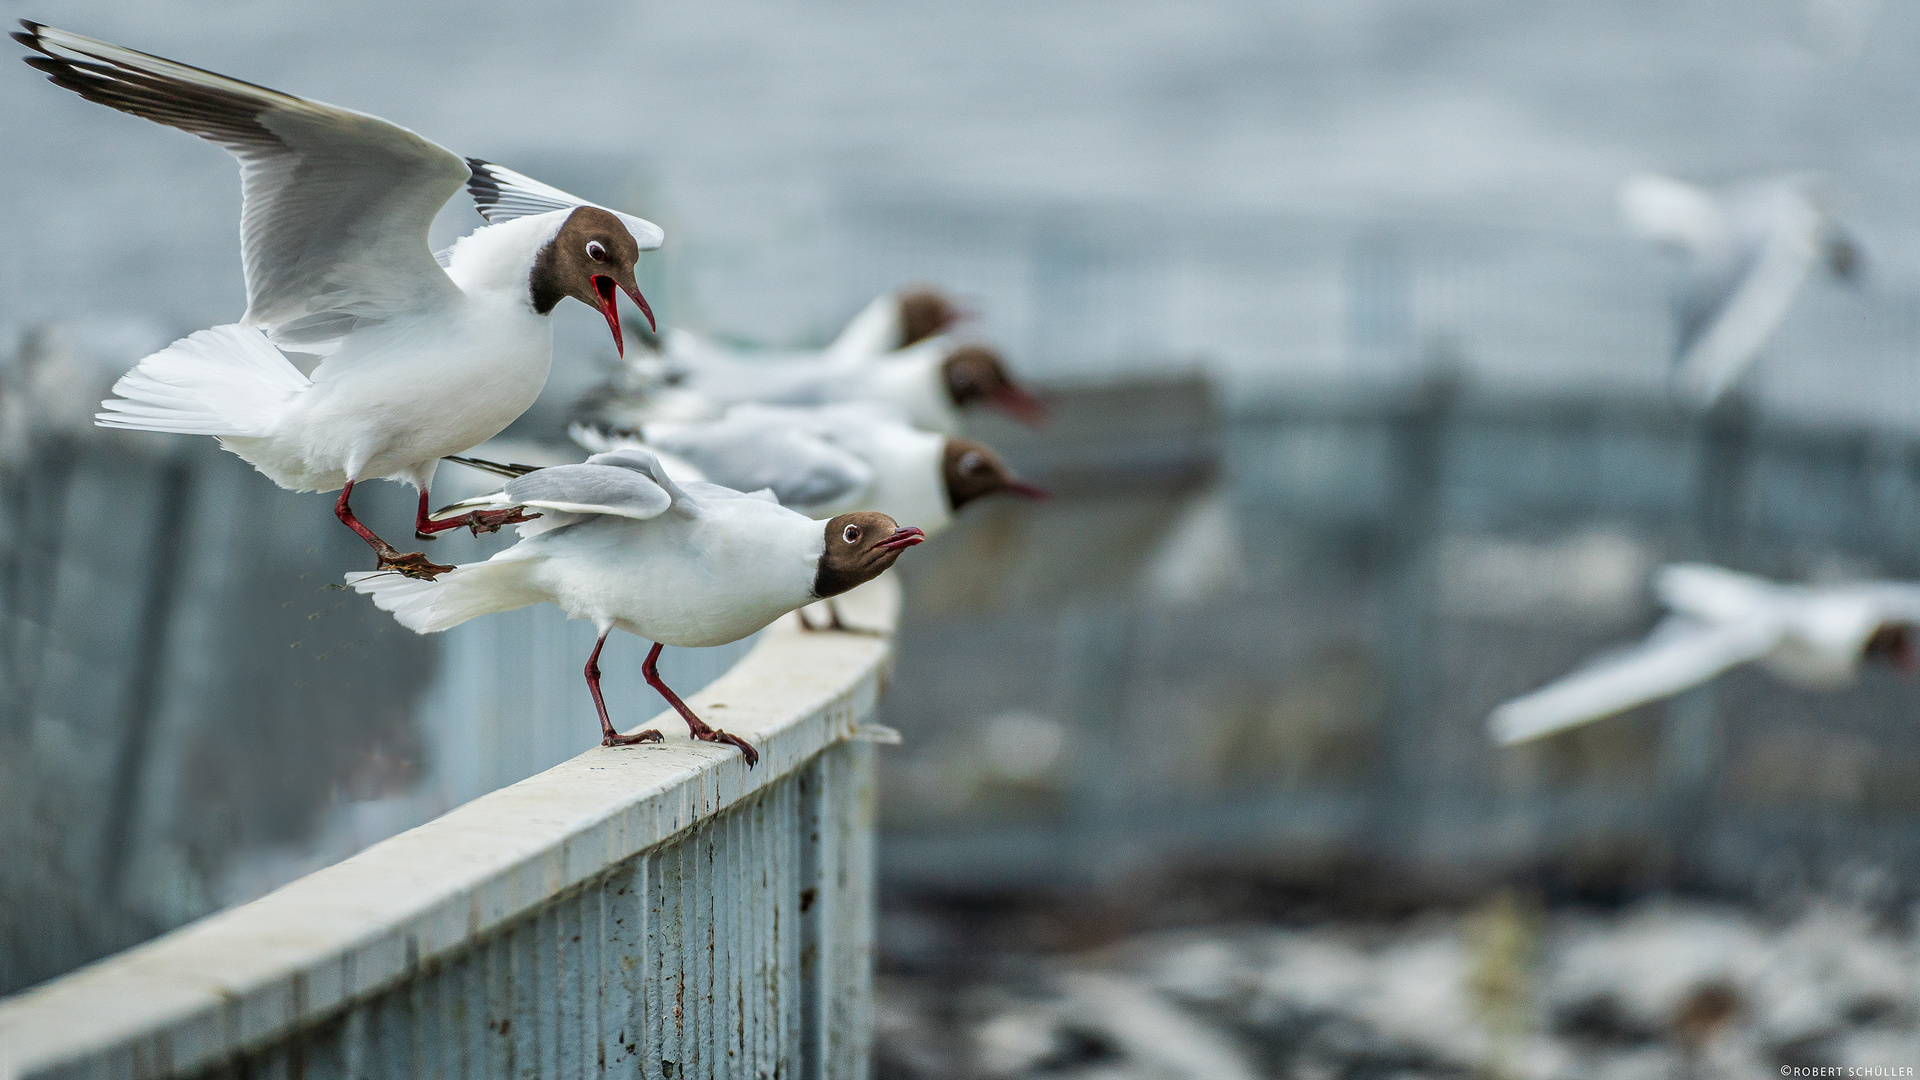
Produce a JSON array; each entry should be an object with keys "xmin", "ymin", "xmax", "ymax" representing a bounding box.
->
[
  {"xmin": 897, "ymin": 287, "xmax": 968, "ymax": 349},
  {"xmin": 1864, "ymin": 623, "xmax": 1918, "ymax": 672},
  {"xmin": 941, "ymin": 438, "xmax": 1048, "ymax": 511},
  {"xmin": 941, "ymin": 345, "xmax": 1046, "ymax": 424},
  {"xmin": 530, "ymin": 206, "xmax": 654, "ymax": 355},
  {"xmin": 813, "ymin": 512, "xmax": 925, "ymax": 598}
]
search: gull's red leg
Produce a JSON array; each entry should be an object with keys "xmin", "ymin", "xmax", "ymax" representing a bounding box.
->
[
  {"xmin": 335, "ymin": 481, "xmax": 451, "ymax": 580},
  {"xmin": 413, "ymin": 490, "xmax": 537, "ymax": 541},
  {"xmin": 589, "ymin": 631, "xmax": 663, "ymax": 748},
  {"xmin": 642, "ymin": 642, "xmax": 759, "ymax": 767}
]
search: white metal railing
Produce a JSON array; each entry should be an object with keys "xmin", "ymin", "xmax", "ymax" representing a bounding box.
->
[{"xmin": 0, "ymin": 578, "xmax": 897, "ymax": 1080}]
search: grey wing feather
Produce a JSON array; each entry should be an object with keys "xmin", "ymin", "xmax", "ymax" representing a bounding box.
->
[
  {"xmin": 643, "ymin": 420, "xmax": 871, "ymax": 510},
  {"xmin": 1488, "ymin": 615, "xmax": 1780, "ymax": 745},
  {"xmin": 466, "ymin": 158, "xmax": 664, "ymax": 250},
  {"xmin": 17, "ymin": 22, "xmax": 468, "ymax": 347},
  {"xmin": 501, "ymin": 463, "xmax": 672, "ymax": 520}
]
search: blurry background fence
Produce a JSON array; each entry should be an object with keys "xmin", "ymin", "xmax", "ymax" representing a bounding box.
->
[{"xmin": 881, "ymin": 376, "xmax": 1920, "ymax": 898}]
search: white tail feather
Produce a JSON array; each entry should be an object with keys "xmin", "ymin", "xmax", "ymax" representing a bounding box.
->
[
  {"xmin": 96, "ymin": 324, "xmax": 309, "ymax": 436},
  {"xmin": 347, "ymin": 557, "xmax": 545, "ymax": 634}
]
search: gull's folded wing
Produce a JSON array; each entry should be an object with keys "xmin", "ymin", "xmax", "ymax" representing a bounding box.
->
[
  {"xmin": 642, "ymin": 417, "xmax": 873, "ymax": 510},
  {"xmin": 1488, "ymin": 615, "xmax": 1780, "ymax": 745}
]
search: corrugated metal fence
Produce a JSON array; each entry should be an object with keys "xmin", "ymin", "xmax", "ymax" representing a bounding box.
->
[{"xmin": 0, "ymin": 580, "xmax": 894, "ymax": 1080}]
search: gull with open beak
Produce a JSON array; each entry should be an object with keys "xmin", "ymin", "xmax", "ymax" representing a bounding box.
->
[
  {"xmin": 351, "ymin": 448, "xmax": 926, "ymax": 765},
  {"xmin": 17, "ymin": 22, "xmax": 662, "ymax": 578}
]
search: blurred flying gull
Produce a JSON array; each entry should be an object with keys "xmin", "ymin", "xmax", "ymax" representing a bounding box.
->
[
  {"xmin": 1489, "ymin": 562, "xmax": 1920, "ymax": 745},
  {"xmin": 17, "ymin": 22, "xmax": 662, "ymax": 579},
  {"xmin": 1620, "ymin": 173, "xmax": 1862, "ymax": 406},
  {"xmin": 353, "ymin": 447, "xmax": 926, "ymax": 764}
]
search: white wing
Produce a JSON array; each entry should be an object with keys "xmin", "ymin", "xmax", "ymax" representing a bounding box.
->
[
  {"xmin": 464, "ymin": 159, "xmax": 663, "ymax": 251},
  {"xmin": 1620, "ymin": 173, "xmax": 1729, "ymax": 259},
  {"xmin": 19, "ymin": 22, "xmax": 468, "ymax": 347},
  {"xmin": 821, "ymin": 293, "xmax": 900, "ymax": 366},
  {"xmin": 1672, "ymin": 220, "xmax": 1818, "ymax": 405},
  {"xmin": 1656, "ymin": 563, "xmax": 1776, "ymax": 623},
  {"xmin": 1488, "ymin": 615, "xmax": 1781, "ymax": 745},
  {"xmin": 1851, "ymin": 582, "xmax": 1920, "ymax": 624},
  {"xmin": 642, "ymin": 417, "xmax": 873, "ymax": 510}
]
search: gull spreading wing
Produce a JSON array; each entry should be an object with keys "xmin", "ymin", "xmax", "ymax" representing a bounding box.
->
[
  {"xmin": 642, "ymin": 417, "xmax": 873, "ymax": 510},
  {"xmin": 465, "ymin": 159, "xmax": 664, "ymax": 251},
  {"xmin": 17, "ymin": 22, "xmax": 468, "ymax": 348},
  {"xmin": 1488, "ymin": 615, "xmax": 1782, "ymax": 745}
]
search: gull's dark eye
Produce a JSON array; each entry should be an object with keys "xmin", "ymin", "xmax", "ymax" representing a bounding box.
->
[
  {"xmin": 586, "ymin": 240, "xmax": 608, "ymax": 262},
  {"xmin": 842, "ymin": 524, "xmax": 862, "ymax": 544},
  {"xmin": 961, "ymin": 452, "xmax": 984, "ymax": 474}
]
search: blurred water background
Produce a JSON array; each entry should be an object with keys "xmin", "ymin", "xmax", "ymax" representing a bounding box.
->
[{"xmin": 5, "ymin": 1, "xmax": 1920, "ymax": 1074}]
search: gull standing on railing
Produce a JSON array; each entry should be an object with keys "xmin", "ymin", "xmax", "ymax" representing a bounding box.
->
[
  {"xmin": 574, "ymin": 403, "xmax": 1047, "ymax": 536},
  {"xmin": 352, "ymin": 447, "xmax": 926, "ymax": 765},
  {"xmin": 1620, "ymin": 173, "xmax": 1862, "ymax": 406},
  {"xmin": 576, "ymin": 302, "xmax": 1045, "ymax": 436},
  {"xmin": 1489, "ymin": 563, "xmax": 1920, "ymax": 745},
  {"xmin": 570, "ymin": 401, "xmax": 1046, "ymax": 627},
  {"xmin": 17, "ymin": 22, "xmax": 664, "ymax": 578}
]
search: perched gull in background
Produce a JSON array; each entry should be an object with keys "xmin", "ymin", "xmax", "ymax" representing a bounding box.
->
[
  {"xmin": 353, "ymin": 447, "xmax": 925, "ymax": 765},
  {"xmin": 1620, "ymin": 173, "xmax": 1862, "ymax": 406},
  {"xmin": 667, "ymin": 286, "xmax": 970, "ymax": 369},
  {"xmin": 573, "ymin": 403, "xmax": 1046, "ymax": 629},
  {"xmin": 574, "ymin": 403, "xmax": 1047, "ymax": 537},
  {"xmin": 18, "ymin": 22, "xmax": 663, "ymax": 578},
  {"xmin": 577, "ymin": 286, "xmax": 970, "ymax": 429},
  {"xmin": 820, "ymin": 286, "xmax": 971, "ymax": 363},
  {"xmin": 577, "ymin": 324, "xmax": 1045, "ymax": 435},
  {"xmin": 1489, "ymin": 563, "xmax": 1920, "ymax": 745}
]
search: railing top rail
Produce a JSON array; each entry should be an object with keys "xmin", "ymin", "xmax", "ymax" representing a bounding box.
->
[{"xmin": 0, "ymin": 579, "xmax": 898, "ymax": 1080}]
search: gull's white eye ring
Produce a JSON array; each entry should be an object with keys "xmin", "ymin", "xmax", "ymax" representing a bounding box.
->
[
  {"xmin": 843, "ymin": 524, "xmax": 862, "ymax": 544},
  {"xmin": 960, "ymin": 452, "xmax": 984, "ymax": 473},
  {"xmin": 585, "ymin": 240, "xmax": 608, "ymax": 262}
]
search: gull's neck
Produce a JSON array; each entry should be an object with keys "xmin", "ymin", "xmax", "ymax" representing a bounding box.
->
[{"xmin": 443, "ymin": 212, "xmax": 571, "ymax": 308}]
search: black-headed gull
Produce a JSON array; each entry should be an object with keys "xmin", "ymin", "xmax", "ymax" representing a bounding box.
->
[
  {"xmin": 18, "ymin": 22, "xmax": 663, "ymax": 578},
  {"xmin": 575, "ymin": 403, "xmax": 1047, "ymax": 536},
  {"xmin": 1620, "ymin": 173, "xmax": 1861, "ymax": 406},
  {"xmin": 571, "ymin": 404, "xmax": 1044, "ymax": 631},
  {"xmin": 1489, "ymin": 563, "xmax": 1919, "ymax": 745},
  {"xmin": 580, "ymin": 330, "xmax": 1045, "ymax": 436},
  {"xmin": 819, "ymin": 286, "xmax": 971, "ymax": 364},
  {"xmin": 351, "ymin": 448, "xmax": 925, "ymax": 765}
]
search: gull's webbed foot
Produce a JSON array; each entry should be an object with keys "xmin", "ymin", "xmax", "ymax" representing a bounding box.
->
[
  {"xmin": 604, "ymin": 728, "xmax": 664, "ymax": 748},
  {"xmin": 693, "ymin": 727, "xmax": 760, "ymax": 768},
  {"xmin": 377, "ymin": 549, "xmax": 455, "ymax": 580}
]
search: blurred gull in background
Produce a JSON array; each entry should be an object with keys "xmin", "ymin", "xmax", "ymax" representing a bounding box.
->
[
  {"xmin": 1489, "ymin": 563, "xmax": 1920, "ymax": 745},
  {"xmin": 578, "ymin": 319, "xmax": 1045, "ymax": 435},
  {"xmin": 1620, "ymin": 172, "xmax": 1863, "ymax": 407}
]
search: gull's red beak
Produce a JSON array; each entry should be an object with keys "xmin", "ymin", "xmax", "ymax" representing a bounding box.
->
[
  {"xmin": 592, "ymin": 275, "xmax": 657, "ymax": 358},
  {"xmin": 1006, "ymin": 478, "xmax": 1050, "ymax": 500},
  {"xmin": 876, "ymin": 525, "xmax": 927, "ymax": 552},
  {"xmin": 623, "ymin": 280, "xmax": 656, "ymax": 333},
  {"xmin": 592, "ymin": 275, "xmax": 625, "ymax": 357},
  {"xmin": 991, "ymin": 384, "xmax": 1049, "ymax": 426}
]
